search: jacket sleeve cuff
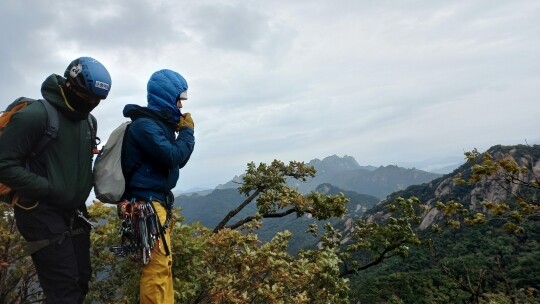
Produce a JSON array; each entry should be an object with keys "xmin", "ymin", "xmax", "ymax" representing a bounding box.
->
[{"xmin": 176, "ymin": 127, "xmax": 194, "ymax": 143}]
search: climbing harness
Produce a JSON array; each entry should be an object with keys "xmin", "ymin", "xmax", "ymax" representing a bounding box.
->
[
  {"xmin": 111, "ymin": 198, "xmax": 169, "ymax": 264},
  {"xmin": 24, "ymin": 209, "xmax": 95, "ymax": 255}
]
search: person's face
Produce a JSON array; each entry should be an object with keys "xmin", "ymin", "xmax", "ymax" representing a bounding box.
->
[
  {"xmin": 76, "ymin": 91, "xmax": 101, "ymax": 106},
  {"xmin": 66, "ymin": 81, "xmax": 102, "ymax": 105},
  {"xmin": 177, "ymin": 96, "xmax": 187, "ymax": 110}
]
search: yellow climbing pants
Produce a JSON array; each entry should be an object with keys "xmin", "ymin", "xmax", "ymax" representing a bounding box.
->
[{"xmin": 140, "ymin": 201, "xmax": 173, "ymax": 304}]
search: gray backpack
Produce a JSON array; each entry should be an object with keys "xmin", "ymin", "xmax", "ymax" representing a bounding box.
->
[{"xmin": 93, "ymin": 121, "xmax": 131, "ymax": 204}]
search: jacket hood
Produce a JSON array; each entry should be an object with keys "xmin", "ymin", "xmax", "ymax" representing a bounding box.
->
[
  {"xmin": 123, "ymin": 104, "xmax": 176, "ymax": 129},
  {"xmin": 146, "ymin": 69, "xmax": 188, "ymax": 124},
  {"xmin": 41, "ymin": 74, "xmax": 88, "ymax": 121},
  {"xmin": 41, "ymin": 74, "xmax": 69, "ymax": 110}
]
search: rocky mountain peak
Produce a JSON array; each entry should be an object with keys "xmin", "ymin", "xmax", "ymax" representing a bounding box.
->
[{"xmin": 307, "ymin": 154, "xmax": 361, "ymax": 173}]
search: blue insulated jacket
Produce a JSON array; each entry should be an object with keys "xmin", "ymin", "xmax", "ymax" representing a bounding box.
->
[{"xmin": 122, "ymin": 104, "xmax": 194, "ymax": 202}]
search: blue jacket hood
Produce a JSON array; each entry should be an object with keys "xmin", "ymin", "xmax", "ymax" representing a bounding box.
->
[{"xmin": 147, "ymin": 69, "xmax": 188, "ymax": 124}]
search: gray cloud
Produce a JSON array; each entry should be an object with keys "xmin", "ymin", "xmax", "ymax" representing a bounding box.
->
[
  {"xmin": 188, "ymin": 3, "xmax": 268, "ymax": 52},
  {"xmin": 1, "ymin": 0, "xmax": 539, "ymax": 192}
]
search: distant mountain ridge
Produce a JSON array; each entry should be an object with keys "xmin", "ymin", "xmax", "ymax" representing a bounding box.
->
[
  {"xmin": 175, "ymin": 154, "xmax": 443, "ymax": 253},
  {"xmin": 177, "ymin": 153, "xmax": 434, "ymax": 228},
  {"xmin": 214, "ymin": 155, "xmax": 441, "ymax": 199},
  {"xmin": 305, "ymin": 154, "xmax": 374, "ymax": 174},
  {"xmin": 293, "ymin": 163, "xmax": 441, "ymax": 199}
]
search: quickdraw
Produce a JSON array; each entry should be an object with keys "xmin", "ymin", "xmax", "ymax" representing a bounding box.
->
[{"xmin": 110, "ymin": 198, "xmax": 161, "ymax": 265}]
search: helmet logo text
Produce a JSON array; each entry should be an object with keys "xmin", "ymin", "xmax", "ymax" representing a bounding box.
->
[
  {"xmin": 69, "ymin": 64, "xmax": 82, "ymax": 78},
  {"xmin": 95, "ymin": 81, "xmax": 110, "ymax": 91}
]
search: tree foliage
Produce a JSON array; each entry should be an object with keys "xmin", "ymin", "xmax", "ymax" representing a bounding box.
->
[
  {"xmin": 309, "ymin": 196, "xmax": 428, "ymax": 278},
  {"xmin": 0, "ymin": 204, "xmax": 43, "ymax": 304},
  {"xmin": 214, "ymin": 160, "xmax": 348, "ymax": 232}
]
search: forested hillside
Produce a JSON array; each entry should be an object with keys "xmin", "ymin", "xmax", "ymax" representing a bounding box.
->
[
  {"xmin": 349, "ymin": 220, "xmax": 540, "ymax": 303},
  {"xmin": 348, "ymin": 144, "xmax": 540, "ymax": 303}
]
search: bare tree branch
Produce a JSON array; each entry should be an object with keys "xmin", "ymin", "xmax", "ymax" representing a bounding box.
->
[
  {"xmin": 225, "ymin": 208, "xmax": 298, "ymax": 230},
  {"xmin": 339, "ymin": 241, "xmax": 405, "ymax": 277},
  {"xmin": 213, "ymin": 189, "xmax": 261, "ymax": 233}
]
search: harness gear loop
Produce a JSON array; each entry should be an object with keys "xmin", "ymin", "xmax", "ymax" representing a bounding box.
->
[{"xmin": 11, "ymin": 194, "xmax": 40, "ymax": 211}]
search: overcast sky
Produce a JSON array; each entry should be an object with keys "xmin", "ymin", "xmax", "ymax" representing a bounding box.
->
[{"xmin": 1, "ymin": 0, "xmax": 539, "ymax": 192}]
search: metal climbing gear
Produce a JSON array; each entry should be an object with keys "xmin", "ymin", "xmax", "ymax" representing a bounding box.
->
[
  {"xmin": 77, "ymin": 209, "xmax": 96, "ymax": 229},
  {"xmin": 111, "ymin": 198, "xmax": 163, "ymax": 264}
]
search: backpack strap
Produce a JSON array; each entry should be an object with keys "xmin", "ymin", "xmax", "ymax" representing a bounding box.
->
[
  {"xmin": 121, "ymin": 123, "xmax": 135, "ymax": 175},
  {"xmin": 28, "ymin": 99, "xmax": 59, "ymax": 158},
  {"xmin": 87, "ymin": 115, "xmax": 100, "ymax": 154},
  {"xmin": 120, "ymin": 123, "xmax": 141, "ymax": 198},
  {"xmin": 27, "ymin": 100, "xmax": 97, "ymax": 158}
]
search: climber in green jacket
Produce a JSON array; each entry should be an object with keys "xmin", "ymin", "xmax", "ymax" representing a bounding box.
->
[{"xmin": 0, "ymin": 57, "xmax": 112, "ymax": 304}]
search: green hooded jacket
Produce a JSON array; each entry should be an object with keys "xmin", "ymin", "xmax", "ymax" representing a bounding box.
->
[{"xmin": 0, "ymin": 74, "xmax": 97, "ymax": 209}]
